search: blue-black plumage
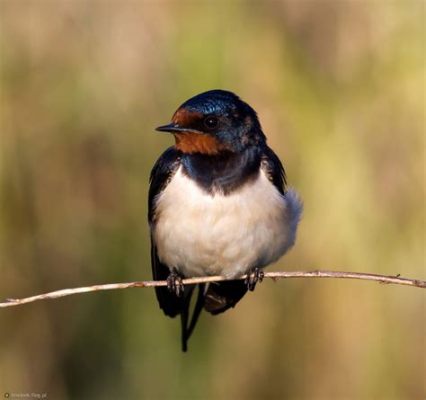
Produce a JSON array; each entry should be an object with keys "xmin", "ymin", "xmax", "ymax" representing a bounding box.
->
[{"xmin": 149, "ymin": 90, "xmax": 302, "ymax": 352}]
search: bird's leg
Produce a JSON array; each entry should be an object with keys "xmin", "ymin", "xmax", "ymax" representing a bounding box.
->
[
  {"xmin": 245, "ymin": 267, "xmax": 264, "ymax": 291},
  {"xmin": 167, "ymin": 268, "xmax": 184, "ymax": 297}
]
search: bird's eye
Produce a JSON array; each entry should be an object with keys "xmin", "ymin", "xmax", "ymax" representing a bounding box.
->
[{"xmin": 203, "ymin": 116, "xmax": 218, "ymax": 129}]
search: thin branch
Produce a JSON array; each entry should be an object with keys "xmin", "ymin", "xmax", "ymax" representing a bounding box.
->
[{"xmin": 0, "ymin": 270, "xmax": 424, "ymax": 308}]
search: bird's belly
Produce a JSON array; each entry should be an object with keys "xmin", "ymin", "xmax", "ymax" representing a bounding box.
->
[{"xmin": 153, "ymin": 168, "xmax": 294, "ymax": 278}]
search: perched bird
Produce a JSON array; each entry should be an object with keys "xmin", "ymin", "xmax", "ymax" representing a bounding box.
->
[{"xmin": 149, "ymin": 90, "xmax": 302, "ymax": 351}]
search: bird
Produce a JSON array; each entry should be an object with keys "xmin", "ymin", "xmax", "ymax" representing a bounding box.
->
[{"xmin": 148, "ymin": 89, "xmax": 302, "ymax": 352}]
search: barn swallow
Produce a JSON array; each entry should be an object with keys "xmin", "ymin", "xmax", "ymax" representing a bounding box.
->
[{"xmin": 149, "ymin": 90, "xmax": 302, "ymax": 352}]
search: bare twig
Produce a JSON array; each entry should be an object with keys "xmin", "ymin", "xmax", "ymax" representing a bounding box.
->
[{"xmin": 0, "ymin": 270, "xmax": 424, "ymax": 308}]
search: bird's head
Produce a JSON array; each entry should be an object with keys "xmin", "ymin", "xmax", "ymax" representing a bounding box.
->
[{"xmin": 156, "ymin": 90, "xmax": 266, "ymax": 155}]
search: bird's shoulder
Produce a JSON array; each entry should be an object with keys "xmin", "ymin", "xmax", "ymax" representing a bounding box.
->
[{"xmin": 260, "ymin": 145, "xmax": 287, "ymax": 195}]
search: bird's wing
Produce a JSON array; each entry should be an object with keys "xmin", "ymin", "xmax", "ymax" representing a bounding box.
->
[
  {"xmin": 148, "ymin": 147, "xmax": 183, "ymax": 317},
  {"xmin": 261, "ymin": 145, "xmax": 302, "ymax": 251},
  {"xmin": 148, "ymin": 146, "xmax": 181, "ymax": 224},
  {"xmin": 260, "ymin": 145, "xmax": 287, "ymax": 195}
]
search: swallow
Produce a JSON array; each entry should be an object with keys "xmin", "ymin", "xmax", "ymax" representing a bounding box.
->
[{"xmin": 149, "ymin": 90, "xmax": 302, "ymax": 352}]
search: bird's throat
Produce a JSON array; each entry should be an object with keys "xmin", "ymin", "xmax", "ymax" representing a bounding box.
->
[
  {"xmin": 181, "ymin": 148, "xmax": 261, "ymax": 195},
  {"xmin": 174, "ymin": 133, "xmax": 228, "ymax": 155}
]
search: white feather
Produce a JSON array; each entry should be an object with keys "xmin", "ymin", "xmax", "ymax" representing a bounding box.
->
[{"xmin": 152, "ymin": 166, "xmax": 302, "ymax": 278}]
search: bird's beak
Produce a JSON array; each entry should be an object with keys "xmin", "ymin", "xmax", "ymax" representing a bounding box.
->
[
  {"xmin": 155, "ymin": 123, "xmax": 202, "ymax": 134},
  {"xmin": 155, "ymin": 123, "xmax": 183, "ymax": 133}
]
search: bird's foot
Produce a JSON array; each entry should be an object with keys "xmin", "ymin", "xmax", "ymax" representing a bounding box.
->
[
  {"xmin": 245, "ymin": 267, "xmax": 264, "ymax": 291},
  {"xmin": 167, "ymin": 268, "xmax": 184, "ymax": 297}
]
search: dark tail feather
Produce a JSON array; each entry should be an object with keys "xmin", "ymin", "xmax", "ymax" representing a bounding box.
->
[
  {"xmin": 204, "ymin": 280, "xmax": 248, "ymax": 315},
  {"xmin": 180, "ymin": 286, "xmax": 193, "ymax": 352},
  {"xmin": 180, "ymin": 311, "xmax": 189, "ymax": 352},
  {"xmin": 181, "ymin": 281, "xmax": 247, "ymax": 350},
  {"xmin": 181, "ymin": 284, "xmax": 205, "ymax": 352},
  {"xmin": 186, "ymin": 284, "xmax": 206, "ymax": 340}
]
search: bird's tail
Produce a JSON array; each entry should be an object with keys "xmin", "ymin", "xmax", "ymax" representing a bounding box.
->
[
  {"xmin": 180, "ymin": 283, "xmax": 206, "ymax": 352},
  {"xmin": 203, "ymin": 280, "xmax": 248, "ymax": 315},
  {"xmin": 180, "ymin": 280, "xmax": 248, "ymax": 351}
]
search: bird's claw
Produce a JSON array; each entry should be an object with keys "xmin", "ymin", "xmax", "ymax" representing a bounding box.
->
[
  {"xmin": 245, "ymin": 267, "xmax": 264, "ymax": 291},
  {"xmin": 167, "ymin": 269, "xmax": 184, "ymax": 297}
]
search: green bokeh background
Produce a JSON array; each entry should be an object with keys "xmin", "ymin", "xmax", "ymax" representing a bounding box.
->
[{"xmin": 0, "ymin": 1, "xmax": 424, "ymax": 399}]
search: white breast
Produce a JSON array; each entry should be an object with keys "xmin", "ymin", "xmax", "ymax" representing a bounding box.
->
[{"xmin": 152, "ymin": 166, "xmax": 302, "ymax": 278}]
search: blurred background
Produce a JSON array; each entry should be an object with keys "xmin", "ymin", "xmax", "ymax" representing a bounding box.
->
[{"xmin": 0, "ymin": 1, "xmax": 424, "ymax": 399}]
